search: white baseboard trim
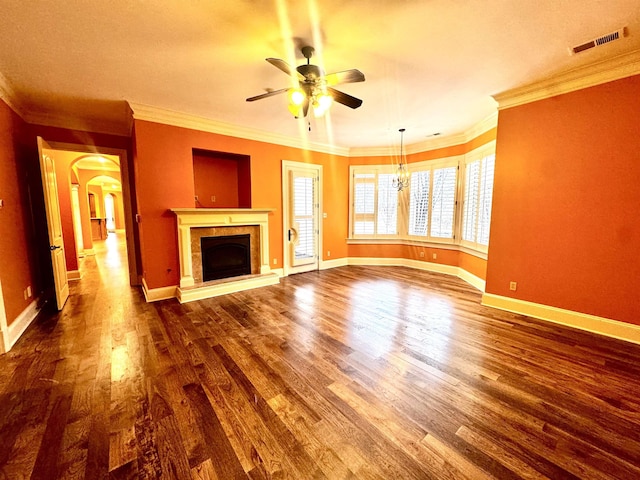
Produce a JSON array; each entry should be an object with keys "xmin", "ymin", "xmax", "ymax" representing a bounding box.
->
[
  {"xmin": 139, "ymin": 257, "xmax": 484, "ymax": 304},
  {"xmin": 67, "ymin": 270, "xmax": 81, "ymax": 281},
  {"xmin": 346, "ymin": 257, "xmax": 483, "ymax": 291},
  {"xmin": 142, "ymin": 278, "xmax": 177, "ymax": 302},
  {"xmin": 83, "ymin": 248, "xmax": 95, "ymax": 256},
  {"xmin": 4, "ymin": 299, "xmax": 41, "ymax": 352},
  {"xmin": 482, "ymin": 293, "xmax": 640, "ymax": 345},
  {"xmin": 457, "ymin": 268, "xmax": 486, "ymax": 292},
  {"xmin": 320, "ymin": 258, "xmax": 349, "ymax": 270}
]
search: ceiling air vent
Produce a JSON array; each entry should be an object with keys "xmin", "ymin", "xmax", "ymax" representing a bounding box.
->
[{"xmin": 571, "ymin": 27, "xmax": 627, "ymax": 55}]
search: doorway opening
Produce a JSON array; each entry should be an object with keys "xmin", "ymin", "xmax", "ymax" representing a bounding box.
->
[{"xmin": 38, "ymin": 140, "xmax": 139, "ymax": 312}]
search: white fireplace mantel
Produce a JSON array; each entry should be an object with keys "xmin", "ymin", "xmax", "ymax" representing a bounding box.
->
[{"xmin": 171, "ymin": 208, "xmax": 279, "ymax": 302}]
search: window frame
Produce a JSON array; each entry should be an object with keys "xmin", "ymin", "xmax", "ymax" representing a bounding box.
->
[
  {"xmin": 349, "ymin": 165, "xmax": 400, "ymax": 239},
  {"xmin": 406, "ymin": 156, "xmax": 461, "ymax": 245},
  {"xmin": 347, "ymin": 142, "xmax": 496, "ymax": 257},
  {"xmin": 460, "ymin": 141, "xmax": 496, "ymax": 253}
]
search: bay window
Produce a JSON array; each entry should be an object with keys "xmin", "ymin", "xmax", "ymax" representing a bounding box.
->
[{"xmin": 349, "ymin": 140, "xmax": 495, "ymax": 254}]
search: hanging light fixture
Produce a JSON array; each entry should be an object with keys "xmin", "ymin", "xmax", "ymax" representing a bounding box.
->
[{"xmin": 392, "ymin": 128, "xmax": 410, "ymax": 191}]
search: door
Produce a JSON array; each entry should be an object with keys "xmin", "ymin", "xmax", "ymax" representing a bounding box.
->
[
  {"xmin": 283, "ymin": 161, "xmax": 322, "ymax": 275},
  {"xmin": 37, "ymin": 137, "xmax": 69, "ymax": 310}
]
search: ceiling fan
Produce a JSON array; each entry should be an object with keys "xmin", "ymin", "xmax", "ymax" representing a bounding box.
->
[{"xmin": 246, "ymin": 46, "xmax": 365, "ymax": 118}]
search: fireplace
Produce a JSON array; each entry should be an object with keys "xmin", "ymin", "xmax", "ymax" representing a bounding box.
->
[
  {"xmin": 171, "ymin": 208, "xmax": 279, "ymax": 303},
  {"xmin": 202, "ymin": 234, "xmax": 251, "ymax": 281}
]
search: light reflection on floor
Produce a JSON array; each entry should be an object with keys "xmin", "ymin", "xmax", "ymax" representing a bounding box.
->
[{"xmin": 346, "ymin": 279, "xmax": 454, "ymax": 366}]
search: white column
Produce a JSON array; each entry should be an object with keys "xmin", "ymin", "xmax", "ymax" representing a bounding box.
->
[{"xmin": 71, "ymin": 184, "xmax": 84, "ymax": 258}]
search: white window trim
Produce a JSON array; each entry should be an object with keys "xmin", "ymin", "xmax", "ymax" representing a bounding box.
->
[
  {"xmin": 349, "ymin": 164, "xmax": 399, "ymax": 239},
  {"xmin": 460, "ymin": 140, "xmax": 496, "ymax": 254},
  {"xmin": 348, "ymin": 143, "xmax": 495, "ymax": 257}
]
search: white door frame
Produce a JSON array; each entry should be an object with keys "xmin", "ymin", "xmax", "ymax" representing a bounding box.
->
[
  {"xmin": 282, "ymin": 160, "xmax": 323, "ymax": 276},
  {"xmin": 47, "ymin": 141, "xmax": 139, "ymax": 286}
]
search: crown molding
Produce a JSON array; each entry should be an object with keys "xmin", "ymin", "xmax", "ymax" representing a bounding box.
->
[
  {"xmin": 349, "ymin": 112, "xmax": 498, "ymax": 157},
  {"xmin": 0, "ymin": 71, "xmax": 26, "ymax": 118},
  {"xmin": 23, "ymin": 109, "xmax": 130, "ymax": 136},
  {"xmin": 128, "ymin": 102, "xmax": 350, "ymax": 157},
  {"xmin": 493, "ymin": 49, "xmax": 640, "ymax": 110}
]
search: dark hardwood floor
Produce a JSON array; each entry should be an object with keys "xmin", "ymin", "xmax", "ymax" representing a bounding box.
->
[{"xmin": 2, "ymin": 233, "xmax": 640, "ymax": 479}]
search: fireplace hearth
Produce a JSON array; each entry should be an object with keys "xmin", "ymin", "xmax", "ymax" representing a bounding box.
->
[{"xmin": 202, "ymin": 234, "xmax": 251, "ymax": 281}]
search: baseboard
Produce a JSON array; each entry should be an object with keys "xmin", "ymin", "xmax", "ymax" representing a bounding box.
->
[
  {"xmin": 4, "ymin": 299, "xmax": 41, "ymax": 352},
  {"xmin": 83, "ymin": 248, "xmax": 95, "ymax": 256},
  {"xmin": 142, "ymin": 278, "xmax": 177, "ymax": 302},
  {"xmin": 346, "ymin": 257, "xmax": 483, "ymax": 290},
  {"xmin": 482, "ymin": 293, "xmax": 640, "ymax": 345},
  {"xmin": 457, "ymin": 268, "xmax": 486, "ymax": 292},
  {"xmin": 67, "ymin": 270, "xmax": 81, "ymax": 281},
  {"xmin": 138, "ymin": 257, "xmax": 484, "ymax": 304},
  {"xmin": 320, "ymin": 258, "xmax": 349, "ymax": 270}
]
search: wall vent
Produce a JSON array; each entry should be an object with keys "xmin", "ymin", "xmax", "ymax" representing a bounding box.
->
[{"xmin": 571, "ymin": 27, "xmax": 627, "ymax": 55}]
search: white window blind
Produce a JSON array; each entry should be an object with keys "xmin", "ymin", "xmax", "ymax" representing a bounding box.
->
[
  {"xmin": 376, "ymin": 174, "xmax": 398, "ymax": 235},
  {"xmin": 293, "ymin": 176, "xmax": 315, "ymax": 259},
  {"xmin": 352, "ymin": 169, "xmax": 398, "ymax": 236},
  {"xmin": 430, "ymin": 166, "xmax": 457, "ymax": 238},
  {"xmin": 478, "ymin": 155, "xmax": 495, "ymax": 246},
  {"xmin": 353, "ymin": 173, "xmax": 375, "ymax": 235},
  {"xmin": 408, "ymin": 170, "xmax": 430, "ymax": 236},
  {"xmin": 462, "ymin": 161, "xmax": 480, "ymax": 242},
  {"xmin": 462, "ymin": 152, "xmax": 495, "ymax": 248},
  {"xmin": 408, "ymin": 163, "xmax": 457, "ymax": 241}
]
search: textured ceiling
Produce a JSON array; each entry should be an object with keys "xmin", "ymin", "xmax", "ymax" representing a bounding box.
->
[{"xmin": 1, "ymin": 1, "xmax": 639, "ymax": 148}]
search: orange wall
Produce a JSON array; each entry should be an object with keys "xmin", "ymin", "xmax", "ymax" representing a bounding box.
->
[
  {"xmin": 0, "ymin": 99, "xmax": 40, "ymax": 325},
  {"xmin": 132, "ymin": 120, "xmax": 349, "ymax": 289},
  {"xmin": 193, "ymin": 153, "xmax": 241, "ymax": 208},
  {"xmin": 486, "ymin": 75, "xmax": 640, "ymax": 325}
]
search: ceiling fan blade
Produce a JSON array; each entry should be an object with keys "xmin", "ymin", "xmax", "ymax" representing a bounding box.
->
[
  {"xmin": 266, "ymin": 58, "xmax": 303, "ymax": 79},
  {"xmin": 246, "ymin": 88, "xmax": 288, "ymax": 102},
  {"xmin": 327, "ymin": 87, "xmax": 363, "ymax": 109},
  {"xmin": 325, "ymin": 69, "xmax": 365, "ymax": 86}
]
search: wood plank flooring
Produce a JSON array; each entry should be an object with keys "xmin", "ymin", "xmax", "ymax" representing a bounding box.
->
[{"xmin": 1, "ymin": 233, "xmax": 640, "ymax": 479}]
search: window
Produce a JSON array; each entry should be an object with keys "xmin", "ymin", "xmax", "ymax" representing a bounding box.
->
[
  {"xmin": 408, "ymin": 162, "xmax": 458, "ymax": 241},
  {"xmin": 351, "ymin": 168, "xmax": 398, "ymax": 236},
  {"xmin": 462, "ymin": 148, "xmax": 495, "ymax": 250},
  {"xmin": 348, "ymin": 141, "xmax": 495, "ymax": 255}
]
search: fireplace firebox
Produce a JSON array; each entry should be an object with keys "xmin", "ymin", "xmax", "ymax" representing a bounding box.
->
[{"xmin": 201, "ymin": 234, "xmax": 251, "ymax": 281}]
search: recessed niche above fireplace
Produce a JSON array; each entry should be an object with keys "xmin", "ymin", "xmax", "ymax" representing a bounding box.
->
[{"xmin": 193, "ymin": 149, "xmax": 251, "ymax": 209}]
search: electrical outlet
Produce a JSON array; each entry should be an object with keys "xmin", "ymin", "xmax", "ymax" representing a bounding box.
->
[
  {"xmin": 432, "ymin": 253, "xmax": 437, "ymax": 260},
  {"xmin": 509, "ymin": 281, "xmax": 517, "ymax": 291},
  {"xmin": 327, "ymin": 250, "xmax": 331, "ymax": 257},
  {"xmin": 27, "ymin": 286, "xmax": 32, "ymax": 298},
  {"xmin": 273, "ymin": 258, "xmax": 277, "ymax": 265},
  {"xmin": 419, "ymin": 251, "xmax": 425, "ymax": 258},
  {"xmin": 194, "ymin": 195, "xmax": 198, "ymax": 202},
  {"xmin": 211, "ymin": 195, "xmax": 216, "ymax": 202}
]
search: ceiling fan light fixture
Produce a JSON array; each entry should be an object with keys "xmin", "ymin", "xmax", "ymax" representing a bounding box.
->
[
  {"xmin": 288, "ymin": 88, "xmax": 306, "ymax": 106},
  {"xmin": 313, "ymin": 92, "xmax": 333, "ymax": 117}
]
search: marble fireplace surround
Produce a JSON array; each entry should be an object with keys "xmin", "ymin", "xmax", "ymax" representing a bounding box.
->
[{"xmin": 171, "ymin": 208, "xmax": 279, "ymax": 303}]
